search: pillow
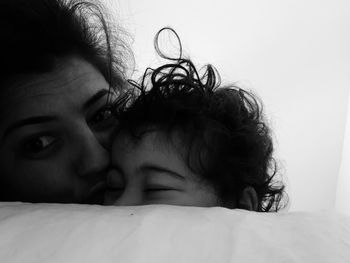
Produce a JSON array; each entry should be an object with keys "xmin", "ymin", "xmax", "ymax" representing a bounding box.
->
[{"xmin": 0, "ymin": 202, "xmax": 349, "ymax": 263}]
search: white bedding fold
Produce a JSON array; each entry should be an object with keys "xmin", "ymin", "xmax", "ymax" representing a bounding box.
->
[{"xmin": 0, "ymin": 202, "xmax": 349, "ymax": 263}]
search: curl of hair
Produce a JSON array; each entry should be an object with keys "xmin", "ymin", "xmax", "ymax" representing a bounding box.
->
[
  {"xmin": 0, "ymin": 0, "xmax": 132, "ymax": 93},
  {"xmin": 116, "ymin": 28, "xmax": 287, "ymax": 212}
]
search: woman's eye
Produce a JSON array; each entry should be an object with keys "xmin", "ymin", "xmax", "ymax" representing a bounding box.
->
[
  {"xmin": 22, "ymin": 135, "xmax": 57, "ymax": 154},
  {"xmin": 91, "ymin": 105, "xmax": 115, "ymax": 125}
]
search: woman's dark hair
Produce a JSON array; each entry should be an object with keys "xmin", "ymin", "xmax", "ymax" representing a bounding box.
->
[
  {"xmin": 115, "ymin": 28, "xmax": 287, "ymax": 212},
  {"xmin": 0, "ymin": 0, "xmax": 131, "ymax": 93}
]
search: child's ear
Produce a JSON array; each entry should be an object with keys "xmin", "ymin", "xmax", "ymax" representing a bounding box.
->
[{"xmin": 238, "ymin": 186, "xmax": 258, "ymax": 211}]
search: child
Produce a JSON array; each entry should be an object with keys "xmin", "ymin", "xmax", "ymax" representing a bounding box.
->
[{"xmin": 104, "ymin": 50, "xmax": 286, "ymax": 212}]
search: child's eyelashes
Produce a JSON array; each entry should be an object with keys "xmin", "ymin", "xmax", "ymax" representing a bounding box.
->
[
  {"xmin": 104, "ymin": 166, "xmax": 184, "ymax": 205},
  {"xmin": 106, "ymin": 186, "xmax": 176, "ymax": 193},
  {"xmin": 144, "ymin": 189, "xmax": 175, "ymax": 193},
  {"xmin": 143, "ymin": 185, "xmax": 176, "ymax": 192},
  {"xmin": 104, "ymin": 184, "xmax": 177, "ymax": 204}
]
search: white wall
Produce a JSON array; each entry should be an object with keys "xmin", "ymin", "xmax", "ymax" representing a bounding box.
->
[
  {"xmin": 111, "ymin": 0, "xmax": 350, "ymax": 211},
  {"xmin": 337, "ymin": 93, "xmax": 350, "ymax": 216}
]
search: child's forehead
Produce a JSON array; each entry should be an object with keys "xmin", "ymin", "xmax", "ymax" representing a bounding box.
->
[
  {"xmin": 111, "ymin": 128, "xmax": 196, "ymax": 174},
  {"xmin": 114, "ymin": 127, "xmax": 186, "ymax": 153}
]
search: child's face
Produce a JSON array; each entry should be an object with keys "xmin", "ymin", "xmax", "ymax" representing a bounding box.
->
[{"xmin": 104, "ymin": 130, "xmax": 220, "ymax": 206}]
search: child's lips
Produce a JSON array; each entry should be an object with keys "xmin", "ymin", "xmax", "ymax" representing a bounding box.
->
[
  {"xmin": 87, "ymin": 182, "xmax": 107, "ymax": 204},
  {"xmin": 104, "ymin": 188, "xmax": 124, "ymax": 205}
]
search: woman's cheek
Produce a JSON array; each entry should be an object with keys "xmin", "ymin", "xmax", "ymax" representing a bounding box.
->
[{"xmin": 4, "ymin": 157, "xmax": 75, "ymax": 202}]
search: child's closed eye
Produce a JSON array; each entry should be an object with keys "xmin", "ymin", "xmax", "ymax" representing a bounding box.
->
[{"xmin": 144, "ymin": 185, "xmax": 177, "ymax": 192}]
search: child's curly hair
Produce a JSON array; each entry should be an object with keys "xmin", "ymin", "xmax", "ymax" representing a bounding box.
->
[{"xmin": 114, "ymin": 29, "xmax": 287, "ymax": 212}]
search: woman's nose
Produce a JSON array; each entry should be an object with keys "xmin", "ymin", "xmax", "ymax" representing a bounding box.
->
[{"xmin": 75, "ymin": 128, "xmax": 110, "ymax": 179}]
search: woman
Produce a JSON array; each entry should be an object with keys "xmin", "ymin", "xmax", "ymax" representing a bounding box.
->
[{"xmin": 0, "ymin": 0, "xmax": 130, "ymax": 204}]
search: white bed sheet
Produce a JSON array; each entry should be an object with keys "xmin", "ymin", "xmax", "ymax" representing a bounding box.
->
[{"xmin": 0, "ymin": 202, "xmax": 349, "ymax": 263}]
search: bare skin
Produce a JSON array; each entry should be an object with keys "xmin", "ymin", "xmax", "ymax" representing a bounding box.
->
[{"xmin": 0, "ymin": 57, "xmax": 118, "ymax": 204}]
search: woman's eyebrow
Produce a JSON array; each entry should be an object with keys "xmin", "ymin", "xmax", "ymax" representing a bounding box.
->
[
  {"xmin": 83, "ymin": 89, "xmax": 113, "ymax": 109},
  {"xmin": 140, "ymin": 164, "xmax": 186, "ymax": 181},
  {"xmin": 3, "ymin": 116, "xmax": 58, "ymax": 138}
]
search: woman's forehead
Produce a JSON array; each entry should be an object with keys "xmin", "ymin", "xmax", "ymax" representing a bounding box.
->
[
  {"xmin": 0, "ymin": 57, "xmax": 109, "ymax": 115},
  {"xmin": 3, "ymin": 57, "xmax": 104, "ymax": 95}
]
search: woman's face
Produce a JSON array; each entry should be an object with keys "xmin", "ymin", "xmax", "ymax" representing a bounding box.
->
[{"xmin": 0, "ymin": 57, "xmax": 118, "ymax": 204}]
